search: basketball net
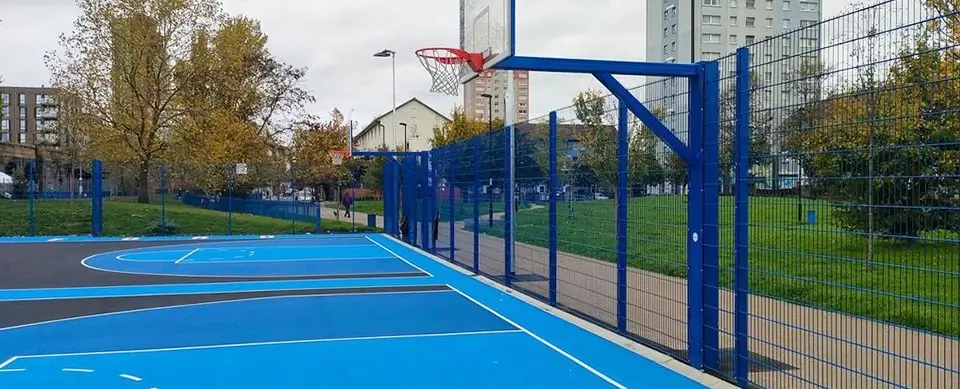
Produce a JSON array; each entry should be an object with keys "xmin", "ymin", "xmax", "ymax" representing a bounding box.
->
[
  {"xmin": 330, "ymin": 150, "xmax": 348, "ymax": 166},
  {"xmin": 416, "ymin": 48, "xmax": 482, "ymax": 96}
]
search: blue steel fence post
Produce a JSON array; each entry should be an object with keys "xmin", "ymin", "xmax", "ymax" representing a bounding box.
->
[
  {"xmin": 733, "ymin": 47, "xmax": 752, "ymax": 387},
  {"xmin": 430, "ymin": 150, "xmax": 438, "ymax": 253},
  {"xmin": 472, "ymin": 136, "xmax": 481, "ymax": 274},
  {"xmin": 504, "ymin": 126, "xmax": 514, "ymax": 286},
  {"xmin": 449, "ymin": 144, "xmax": 456, "ymax": 262},
  {"xmin": 315, "ymin": 202, "xmax": 321, "ymax": 233},
  {"xmin": 616, "ymin": 102, "xmax": 629, "ymax": 334},
  {"xmin": 227, "ymin": 165, "xmax": 234, "ymax": 235},
  {"xmin": 548, "ymin": 111, "xmax": 559, "ymax": 306},
  {"xmin": 28, "ymin": 160, "xmax": 36, "ymax": 236},
  {"xmin": 91, "ymin": 160, "xmax": 103, "ymax": 237},
  {"xmin": 686, "ymin": 65, "xmax": 706, "ymax": 370},
  {"xmin": 702, "ymin": 60, "xmax": 722, "ymax": 373},
  {"xmin": 384, "ymin": 159, "xmax": 392, "ymax": 235},
  {"xmin": 161, "ymin": 165, "xmax": 167, "ymax": 229},
  {"xmin": 423, "ymin": 152, "xmax": 431, "ymax": 250}
]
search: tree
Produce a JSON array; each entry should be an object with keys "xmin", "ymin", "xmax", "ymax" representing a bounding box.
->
[
  {"xmin": 629, "ymin": 114, "xmax": 664, "ymax": 192},
  {"xmin": 793, "ymin": 36, "xmax": 960, "ymax": 240},
  {"xmin": 431, "ymin": 106, "xmax": 503, "ymax": 148},
  {"xmin": 45, "ymin": 0, "xmax": 224, "ymax": 203},
  {"xmin": 290, "ymin": 109, "xmax": 350, "ymax": 196},
  {"xmin": 664, "ymin": 152, "xmax": 687, "ymax": 194},
  {"xmin": 718, "ymin": 70, "xmax": 772, "ymax": 194},
  {"xmin": 572, "ymin": 89, "xmax": 618, "ymax": 192}
]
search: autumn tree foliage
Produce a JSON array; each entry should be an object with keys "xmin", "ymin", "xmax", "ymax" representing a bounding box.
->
[
  {"xmin": 290, "ymin": 109, "xmax": 350, "ymax": 197},
  {"xmin": 46, "ymin": 0, "xmax": 312, "ymax": 203},
  {"xmin": 431, "ymin": 106, "xmax": 503, "ymax": 148}
]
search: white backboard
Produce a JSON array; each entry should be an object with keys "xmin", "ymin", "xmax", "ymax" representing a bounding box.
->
[{"xmin": 459, "ymin": 0, "xmax": 514, "ymax": 84}]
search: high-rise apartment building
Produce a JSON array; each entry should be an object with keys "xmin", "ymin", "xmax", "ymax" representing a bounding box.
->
[
  {"xmin": 0, "ymin": 86, "xmax": 60, "ymax": 159},
  {"xmin": 647, "ymin": 0, "xmax": 821, "ymax": 65},
  {"xmin": 463, "ymin": 70, "xmax": 530, "ymax": 123}
]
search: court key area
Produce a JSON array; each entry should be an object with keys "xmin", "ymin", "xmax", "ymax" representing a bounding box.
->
[{"xmin": 0, "ymin": 234, "xmax": 717, "ymax": 388}]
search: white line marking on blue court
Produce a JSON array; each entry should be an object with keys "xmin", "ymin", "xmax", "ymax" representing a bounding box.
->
[
  {"xmin": 364, "ymin": 236, "xmax": 434, "ymax": 278},
  {"xmin": 0, "ymin": 369, "xmax": 25, "ymax": 373},
  {"xmin": 446, "ymin": 285, "xmax": 628, "ymax": 389},
  {"xmin": 0, "ymin": 357, "xmax": 18, "ymax": 370},
  {"xmin": 119, "ymin": 373, "xmax": 143, "ymax": 381},
  {"xmin": 259, "ymin": 235, "xmax": 275, "ymax": 239},
  {"xmin": 0, "ymin": 289, "xmax": 454, "ymax": 332},
  {"xmin": 173, "ymin": 248, "xmax": 200, "ymax": 264},
  {"xmin": 62, "ymin": 368, "xmax": 94, "ymax": 373},
  {"xmin": 13, "ymin": 329, "xmax": 524, "ymax": 360},
  {"xmin": 47, "ymin": 238, "xmax": 65, "ymax": 242},
  {"xmin": 174, "ymin": 257, "xmax": 400, "ymax": 264}
]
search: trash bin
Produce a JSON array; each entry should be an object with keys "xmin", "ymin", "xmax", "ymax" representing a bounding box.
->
[
  {"xmin": 807, "ymin": 209, "xmax": 817, "ymax": 225},
  {"xmin": 367, "ymin": 214, "xmax": 377, "ymax": 228}
]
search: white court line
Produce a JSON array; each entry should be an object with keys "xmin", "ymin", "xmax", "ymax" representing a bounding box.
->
[
  {"xmin": 0, "ymin": 289, "xmax": 454, "ymax": 332},
  {"xmin": 446, "ymin": 285, "xmax": 628, "ymax": 389},
  {"xmin": 62, "ymin": 368, "xmax": 94, "ymax": 373},
  {"xmin": 119, "ymin": 373, "xmax": 142, "ymax": 381},
  {"xmin": 176, "ymin": 257, "xmax": 400, "ymax": 264},
  {"xmin": 0, "ymin": 369, "xmax": 25, "ymax": 372},
  {"xmin": 0, "ymin": 357, "xmax": 18, "ymax": 370},
  {"xmin": 13, "ymin": 329, "xmax": 523, "ymax": 360},
  {"xmin": 364, "ymin": 236, "xmax": 434, "ymax": 278},
  {"xmin": 173, "ymin": 248, "xmax": 200, "ymax": 264}
]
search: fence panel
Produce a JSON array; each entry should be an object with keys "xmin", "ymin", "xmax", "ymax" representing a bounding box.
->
[
  {"xmin": 473, "ymin": 128, "xmax": 508, "ymax": 278},
  {"xmin": 622, "ymin": 76, "xmax": 695, "ymax": 364},
  {"xmin": 547, "ymin": 94, "xmax": 620, "ymax": 330},
  {"xmin": 507, "ymin": 115, "xmax": 551, "ymax": 302},
  {"xmin": 741, "ymin": 1, "xmax": 960, "ymax": 388}
]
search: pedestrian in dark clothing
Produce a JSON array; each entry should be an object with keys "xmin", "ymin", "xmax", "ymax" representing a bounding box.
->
[{"xmin": 342, "ymin": 192, "xmax": 355, "ymax": 218}]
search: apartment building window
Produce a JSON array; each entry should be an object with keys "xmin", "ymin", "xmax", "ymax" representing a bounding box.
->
[
  {"xmin": 766, "ymin": 17, "xmax": 773, "ymax": 28},
  {"xmin": 730, "ymin": 34, "xmax": 738, "ymax": 45},
  {"xmin": 703, "ymin": 0, "xmax": 720, "ymax": 6},
  {"xmin": 783, "ymin": 18, "xmax": 791, "ymax": 29},
  {"xmin": 18, "ymin": 94, "xmax": 25, "ymax": 106},
  {"xmin": 1, "ymin": 106, "xmax": 7, "ymax": 117},
  {"xmin": 19, "ymin": 107, "xmax": 27, "ymax": 118},
  {"xmin": 729, "ymin": 0, "xmax": 738, "ymax": 7},
  {"xmin": 783, "ymin": 1, "xmax": 790, "ymax": 10},
  {"xmin": 766, "ymin": 0, "xmax": 773, "ymax": 9},
  {"xmin": 1, "ymin": 120, "xmax": 9, "ymax": 142},
  {"xmin": 746, "ymin": 0, "xmax": 756, "ymax": 8},
  {"xmin": 800, "ymin": 20, "xmax": 816, "ymax": 28},
  {"xmin": 703, "ymin": 15, "xmax": 721, "ymax": 25},
  {"xmin": 746, "ymin": 35, "xmax": 756, "ymax": 44},
  {"xmin": 1, "ymin": 94, "xmax": 8, "ymax": 106},
  {"xmin": 730, "ymin": 16, "xmax": 738, "ymax": 26},
  {"xmin": 702, "ymin": 51, "xmax": 722, "ymax": 60},
  {"xmin": 746, "ymin": 17, "xmax": 756, "ymax": 28},
  {"xmin": 800, "ymin": 38, "xmax": 817, "ymax": 48},
  {"xmin": 800, "ymin": 1, "xmax": 817, "ymax": 11},
  {"xmin": 703, "ymin": 33, "xmax": 721, "ymax": 43}
]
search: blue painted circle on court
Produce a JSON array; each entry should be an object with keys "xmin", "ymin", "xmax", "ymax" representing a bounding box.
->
[{"xmin": 81, "ymin": 238, "xmax": 423, "ymax": 278}]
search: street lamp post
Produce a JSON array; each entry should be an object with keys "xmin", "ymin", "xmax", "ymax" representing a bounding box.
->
[
  {"xmin": 373, "ymin": 49, "xmax": 397, "ymax": 148},
  {"xmin": 481, "ymin": 93, "xmax": 494, "ymax": 227},
  {"xmin": 375, "ymin": 120, "xmax": 386, "ymax": 149},
  {"xmin": 399, "ymin": 122, "xmax": 408, "ymax": 151}
]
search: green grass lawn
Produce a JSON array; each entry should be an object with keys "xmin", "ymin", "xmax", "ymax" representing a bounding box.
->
[
  {"xmin": 0, "ymin": 199, "xmax": 376, "ymax": 237},
  {"xmin": 352, "ymin": 199, "xmax": 515, "ymax": 222},
  {"xmin": 478, "ymin": 196, "xmax": 959, "ymax": 337}
]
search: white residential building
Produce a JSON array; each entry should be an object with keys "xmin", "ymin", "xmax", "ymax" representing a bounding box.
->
[{"xmin": 353, "ymin": 98, "xmax": 451, "ymax": 152}]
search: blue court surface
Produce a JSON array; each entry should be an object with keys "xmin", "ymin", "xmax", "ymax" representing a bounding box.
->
[{"xmin": 0, "ymin": 234, "xmax": 714, "ymax": 388}]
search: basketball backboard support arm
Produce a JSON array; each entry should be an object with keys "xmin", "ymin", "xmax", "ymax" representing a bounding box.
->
[{"xmin": 493, "ymin": 55, "xmax": 698, "ymax": 164}]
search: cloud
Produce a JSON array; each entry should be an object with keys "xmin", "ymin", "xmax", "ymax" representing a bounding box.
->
[{"xmin": 0, "ymin": 0, "xmax": 862, "ymax": 129}]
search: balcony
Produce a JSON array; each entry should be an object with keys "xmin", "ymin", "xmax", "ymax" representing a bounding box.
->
[
  {"xmin": 36, "ymin": 108, "xmax": 59, "ymax": 119},
  {"xmin": 37, "ymin": 120, "xmax": 58, "ymax": 133},
  {"xmin": 36, "ymin": 95, "xmax": 56, "ymax": 106}
]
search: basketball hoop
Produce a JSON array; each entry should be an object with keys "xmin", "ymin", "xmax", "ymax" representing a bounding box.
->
[
  {"xmin": 415, "ymin": 48, "xmax": 484, "ymax": 96},
  {"xmin": 330, "ymin": 149, "xmax": 349, "ymax": 166}
]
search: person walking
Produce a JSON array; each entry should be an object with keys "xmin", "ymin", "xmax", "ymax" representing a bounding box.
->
[{"xmin": 342, "ymin": 192, "xmax": 355, "ymax": 218}]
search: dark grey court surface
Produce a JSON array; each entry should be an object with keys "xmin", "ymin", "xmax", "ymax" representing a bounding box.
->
[
  {"xmin": 0, "ymin": 240, "xmax": 423, "ymax": 290},
  {"xmin": 0, "ymin": 285, "xmax": 450, "ymax": 329}
]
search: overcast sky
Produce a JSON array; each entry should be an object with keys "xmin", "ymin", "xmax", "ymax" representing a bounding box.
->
[{"xmin": 1, "ymin": 0, "xmax": 858, "ymax": 130}]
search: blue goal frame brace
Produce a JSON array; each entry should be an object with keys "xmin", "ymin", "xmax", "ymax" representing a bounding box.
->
[{"xmin": 495, "ymin": 55, "xmax": 722, "ymax": 373}]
